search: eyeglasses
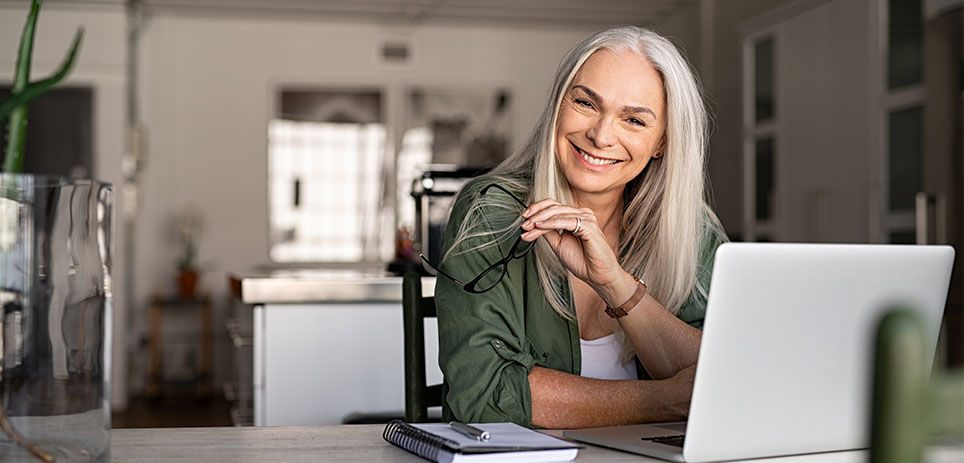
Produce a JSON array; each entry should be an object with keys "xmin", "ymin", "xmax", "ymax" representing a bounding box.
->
[{"xmin": 420, "ymin": 183, "xmax": 535, "ymax": 294}]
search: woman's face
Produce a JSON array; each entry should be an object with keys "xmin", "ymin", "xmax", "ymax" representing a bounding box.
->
[{"xmin": 555, "ymin": 48, "xmax": 666, "ymax": 201}]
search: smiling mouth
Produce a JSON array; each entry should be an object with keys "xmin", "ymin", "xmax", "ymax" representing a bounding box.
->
[{"xmin": 571, "ymin": 142, "xmax": 621, "ymax": 166}]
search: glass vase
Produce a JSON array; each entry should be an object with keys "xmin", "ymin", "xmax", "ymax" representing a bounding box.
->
[{"xmin": 0, "ymin": 174, "xmax": 112, "ymax": 462}]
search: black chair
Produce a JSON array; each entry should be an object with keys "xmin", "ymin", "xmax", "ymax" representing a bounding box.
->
[{"xmin": 403, "ymin": 271, "xmax": 445, "ymax": 423}]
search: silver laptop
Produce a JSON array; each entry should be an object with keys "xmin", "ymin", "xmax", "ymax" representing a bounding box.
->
[{"xmin": 564, "ymin": 243, "xmax": 955, "ymax": 462}]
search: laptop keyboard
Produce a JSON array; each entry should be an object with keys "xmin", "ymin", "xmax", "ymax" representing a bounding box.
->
[{"xmin": 643, "ymin": 435, "xmax": 686, "ymax": 448}]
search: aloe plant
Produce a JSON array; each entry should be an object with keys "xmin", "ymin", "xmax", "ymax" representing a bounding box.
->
[
  {"xmin": 1, "ymin": 2, "xmax": 85, "ymax": 460},
  {"xmin": 1, "ymin": 0, "xmax": 84, "ymax": 173}
]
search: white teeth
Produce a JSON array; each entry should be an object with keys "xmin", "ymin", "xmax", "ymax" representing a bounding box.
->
[{"xmin": 577, "ymin": 147, "xmax": 619, "ymax": 166}]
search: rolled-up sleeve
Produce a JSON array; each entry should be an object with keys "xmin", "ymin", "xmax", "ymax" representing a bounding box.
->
[
  {"xmin": 435, "ymin": 184, "xmax": 537, "ymax": 426},
  {"xmin": 677, "ymin": 215, "xmax": 729, "ymax": 328}
]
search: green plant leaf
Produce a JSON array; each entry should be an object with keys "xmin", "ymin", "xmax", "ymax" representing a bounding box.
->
[
  {"xmin": 2, "ymin": 0, "xmax": 41, "ymax": 174},
  {"xmin": 13, "ymin": 0, "xmax": 40, "ymax": 92},
  {"xmin": 2, "ymin": 27, "xmax": 84, "ymax": 173},
  {"xmin": 0, "ymin": 28, "xmax": 84, "ymax": 129}
]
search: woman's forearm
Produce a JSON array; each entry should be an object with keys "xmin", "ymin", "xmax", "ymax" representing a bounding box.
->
[
  {"xmin": 596, "ymin": 271, "xmax": 702, "ymax": 380},
  {"xmin": 619, "ymin": 292, "xmax": 702, "ymax": 379},
  {"xmin": 528, "ymin": 366, "xmax": 692, "ymax": 429}
]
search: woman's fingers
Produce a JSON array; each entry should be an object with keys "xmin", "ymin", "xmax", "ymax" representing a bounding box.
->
[
  {"xmin": 525, "ymin": 203, "xmax": 595, "ymax": 231},
  {"xmin": 521, "ymin": 226, "xmax": 560, "ymax": 242},
  {"xmin": 528, "ymin": 214, "xmax": 592, "ymax": 236},
  {"xmin": 520, "ymin": 200, "xmax": 597, "ymax": 242},
  {"xmin": 523, "ymin": 201, "xmax": 585, "ymax": 224},
  {"xmin": 521, "ymin": 198, "xmax": 562, "ymax": 219},
  {"xmin": 524, "ymin": 224, "xmax": 563, "ymax": 249},
  {"xmin": 518, "ymin": 198, "xmax": 623, "ymax": 286}
]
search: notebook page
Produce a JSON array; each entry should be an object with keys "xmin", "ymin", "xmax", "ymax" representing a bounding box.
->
[{"xmin": 411, "ymin": 422, "xmax": 581, "ymax": 451}]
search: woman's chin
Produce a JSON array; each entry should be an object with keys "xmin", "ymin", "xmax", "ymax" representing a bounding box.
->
[{"xmin": 567, "ymin": 179, "xmax": 623, "ymax": 199}]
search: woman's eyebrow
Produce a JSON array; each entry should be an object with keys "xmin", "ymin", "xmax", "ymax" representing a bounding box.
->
[
  {"xmin": 571, "ymin": 84, "xmax": 655, "ymax": 118},
  {"xmin": 571, "ymin": 84, "xmax": 601, "ymax": 101}
]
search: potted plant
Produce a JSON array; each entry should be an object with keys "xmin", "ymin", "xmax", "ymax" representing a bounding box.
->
[
  {"xmin": 176, "ymin": 202, "xmax": 204, "ymax": 300},
  {"xmin": 0, "ymin": 1, "xmax": 111, "ymax": 462}
]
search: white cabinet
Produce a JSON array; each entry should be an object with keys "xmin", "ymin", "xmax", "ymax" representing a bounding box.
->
[{"xmin": 247, "ymin": 276, "xmax": 439, "ymax": 426}]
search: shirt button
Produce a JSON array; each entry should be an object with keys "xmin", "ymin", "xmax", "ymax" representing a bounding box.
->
[{"xmin": 492, "ymin": 340, "xmax": 504, "ymax": 348}]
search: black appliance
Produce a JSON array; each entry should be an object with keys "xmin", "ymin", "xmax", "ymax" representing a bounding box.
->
[{"xmin": 410, "ymin": 167, "xmax": 488, "ymax": 269}]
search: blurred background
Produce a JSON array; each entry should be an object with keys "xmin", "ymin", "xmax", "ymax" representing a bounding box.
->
[{"xmin": 0, "ymin": 0, "xmax": 959, "ymax": 428}]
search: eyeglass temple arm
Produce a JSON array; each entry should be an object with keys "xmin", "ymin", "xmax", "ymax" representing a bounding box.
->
[{"xmin": 419, "ymin": 254, "xmax": 466, "ymax": 287}]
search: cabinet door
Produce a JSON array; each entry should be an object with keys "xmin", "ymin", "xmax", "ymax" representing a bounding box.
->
[{"xmin": 258, "ymin": 303, "xmax": 407, "ymax": 426}]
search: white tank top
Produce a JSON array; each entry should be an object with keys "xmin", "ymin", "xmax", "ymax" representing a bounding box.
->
[{"xmin": 579, "ymin": 333, "xmax": 638, "ymax": 380}]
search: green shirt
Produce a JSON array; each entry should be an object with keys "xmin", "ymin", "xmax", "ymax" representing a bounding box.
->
[{"xmin": 436, "ymin": 179, "xmax": 727, "ymax": 426}]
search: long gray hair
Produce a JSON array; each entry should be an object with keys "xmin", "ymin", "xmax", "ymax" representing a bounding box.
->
[{"xmin": 444, "ymin": 25, "xmax": 716, "ymax": 320}]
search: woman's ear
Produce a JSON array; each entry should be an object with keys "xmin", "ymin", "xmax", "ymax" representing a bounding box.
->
[{"xmin": 652, "ymin": 135, "xmax": 667, "ymax": 158}]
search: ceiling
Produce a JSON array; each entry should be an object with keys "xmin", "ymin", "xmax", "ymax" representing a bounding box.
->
[{"xmin": 44, "ymin": 0, "xmax": 696, "ymax": 28}]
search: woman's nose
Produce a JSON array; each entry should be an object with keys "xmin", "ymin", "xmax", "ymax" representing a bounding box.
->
[{"xmin": 586, "ymin": 116, "xmax": 616, "ymax": 148}]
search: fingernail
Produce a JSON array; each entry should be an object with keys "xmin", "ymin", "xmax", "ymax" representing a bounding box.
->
[
  {"xmin": 521, "ymin": 209, "xmax": 530, "ymax": 218},
  {"xmin": 522, "ymin": 220, "xmax": 531, "ymax": 228}
]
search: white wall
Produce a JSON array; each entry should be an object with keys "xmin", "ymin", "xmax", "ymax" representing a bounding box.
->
[
  {"xmin": 0, "ymin": 2, "xmax": 601, "ymax": 407},
  {"xmin": 0, "ymin": 2, "xmax": 129, "ymax": 410},
  {"xmin": 134, "ymin": 11, "xmax": 598, "ymax": 392}
]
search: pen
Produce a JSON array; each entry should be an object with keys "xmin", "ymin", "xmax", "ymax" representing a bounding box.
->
[{"xmin": 449, "ymin": 421, "xmax": 490, "ymax": 441}]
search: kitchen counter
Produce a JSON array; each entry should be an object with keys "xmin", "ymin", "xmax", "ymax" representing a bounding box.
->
[{"xmin": 241, "ymin": 271, "xmax": 436, "ymax": 304}]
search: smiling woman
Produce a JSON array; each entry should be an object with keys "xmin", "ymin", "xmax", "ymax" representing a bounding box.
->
[
  {"xmin": 555, "ymin": 49, "xmax": 666, "ymax": 198},
  {"xmin": 432, "ymin": 26, "xmax": 728, "ymax": 429}
]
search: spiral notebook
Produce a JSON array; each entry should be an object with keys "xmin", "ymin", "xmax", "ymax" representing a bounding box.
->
[{"xmin": 382, "ymin": 420, "xmax": 582, "ymax": 463}]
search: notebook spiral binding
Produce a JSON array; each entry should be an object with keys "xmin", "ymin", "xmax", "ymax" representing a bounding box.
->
[{"xmin": 383, "ymin": 419, "xmax": 460, "ymax": 461}]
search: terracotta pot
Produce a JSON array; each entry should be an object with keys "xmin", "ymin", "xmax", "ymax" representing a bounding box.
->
[{"xmin": 178, "ymin": 270, "xmax": 199, "ymax": 300}]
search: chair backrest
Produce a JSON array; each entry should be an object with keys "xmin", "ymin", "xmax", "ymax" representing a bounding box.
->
[
  {"xmin": 403, "ymin": 271, "xmax": 444, "ymax": 423},
  {"xmin": 870, "ymin": 308, "xmax": 964, "ymax": 463}
]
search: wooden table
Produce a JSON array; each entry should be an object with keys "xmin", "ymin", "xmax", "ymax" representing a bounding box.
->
[
  {"xmin": 110, "ymin": 425, "xmax": 963, "ymax": 462},
  {"xmin": 146, "ymin": 295, "xmax": 212, "ymax": 399}
]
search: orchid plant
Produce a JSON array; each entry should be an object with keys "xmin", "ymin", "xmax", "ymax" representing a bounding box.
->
[{"xmin": 177, "ymin": 202, "xmax": 204, "ymax": 273}]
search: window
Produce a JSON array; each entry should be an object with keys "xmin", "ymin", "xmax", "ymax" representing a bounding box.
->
[
  {"xmin": 887, "ymin": 106, "xmax": 923, "ymax": 211},
  {"xmin": 269, "ymin": 86, "xmax": 511, "ymax": 265},
  {"xmin": 887, "ymin": 0, "xmax": 923, "ymax": 89},
  {"xmin": 395, "ymin": 87, "xmax": 511, "ymax": 232},
  {"xmin": 880, "ymin": 0, "xmax": 924, "ymax": 243},
  {"xmin": 754, "ymin": 137, "xmax": 775, "ymax": 221},
  {"xmin": 754, "ymin": 39, "xmax": 775, "ymax": 123},
  {"xmin": 268, "ymin": 89, "xmax": 389, "ymax": 263},
  {"xmin": 744, "ymin": 35, "xmax": 778, "ymax": 242}
]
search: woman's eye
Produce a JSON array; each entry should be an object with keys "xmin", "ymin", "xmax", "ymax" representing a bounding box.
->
[
  {"xmin": 627, "ymin": 117, "xmax": 646, "ymax": 127},
  {"xmin": 574, "ymin": 98, "xmax": 594, "ymax": 109}
]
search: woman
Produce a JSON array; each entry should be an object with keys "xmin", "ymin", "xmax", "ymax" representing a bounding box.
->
[{"xmin": 431, "ymin": 25, "xmax": 727, "ymax": 429}]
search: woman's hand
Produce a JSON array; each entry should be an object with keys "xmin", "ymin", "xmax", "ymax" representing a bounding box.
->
[{"xmin": 521, "ymin": 199, "xmax": 626, "ymax": 292}]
